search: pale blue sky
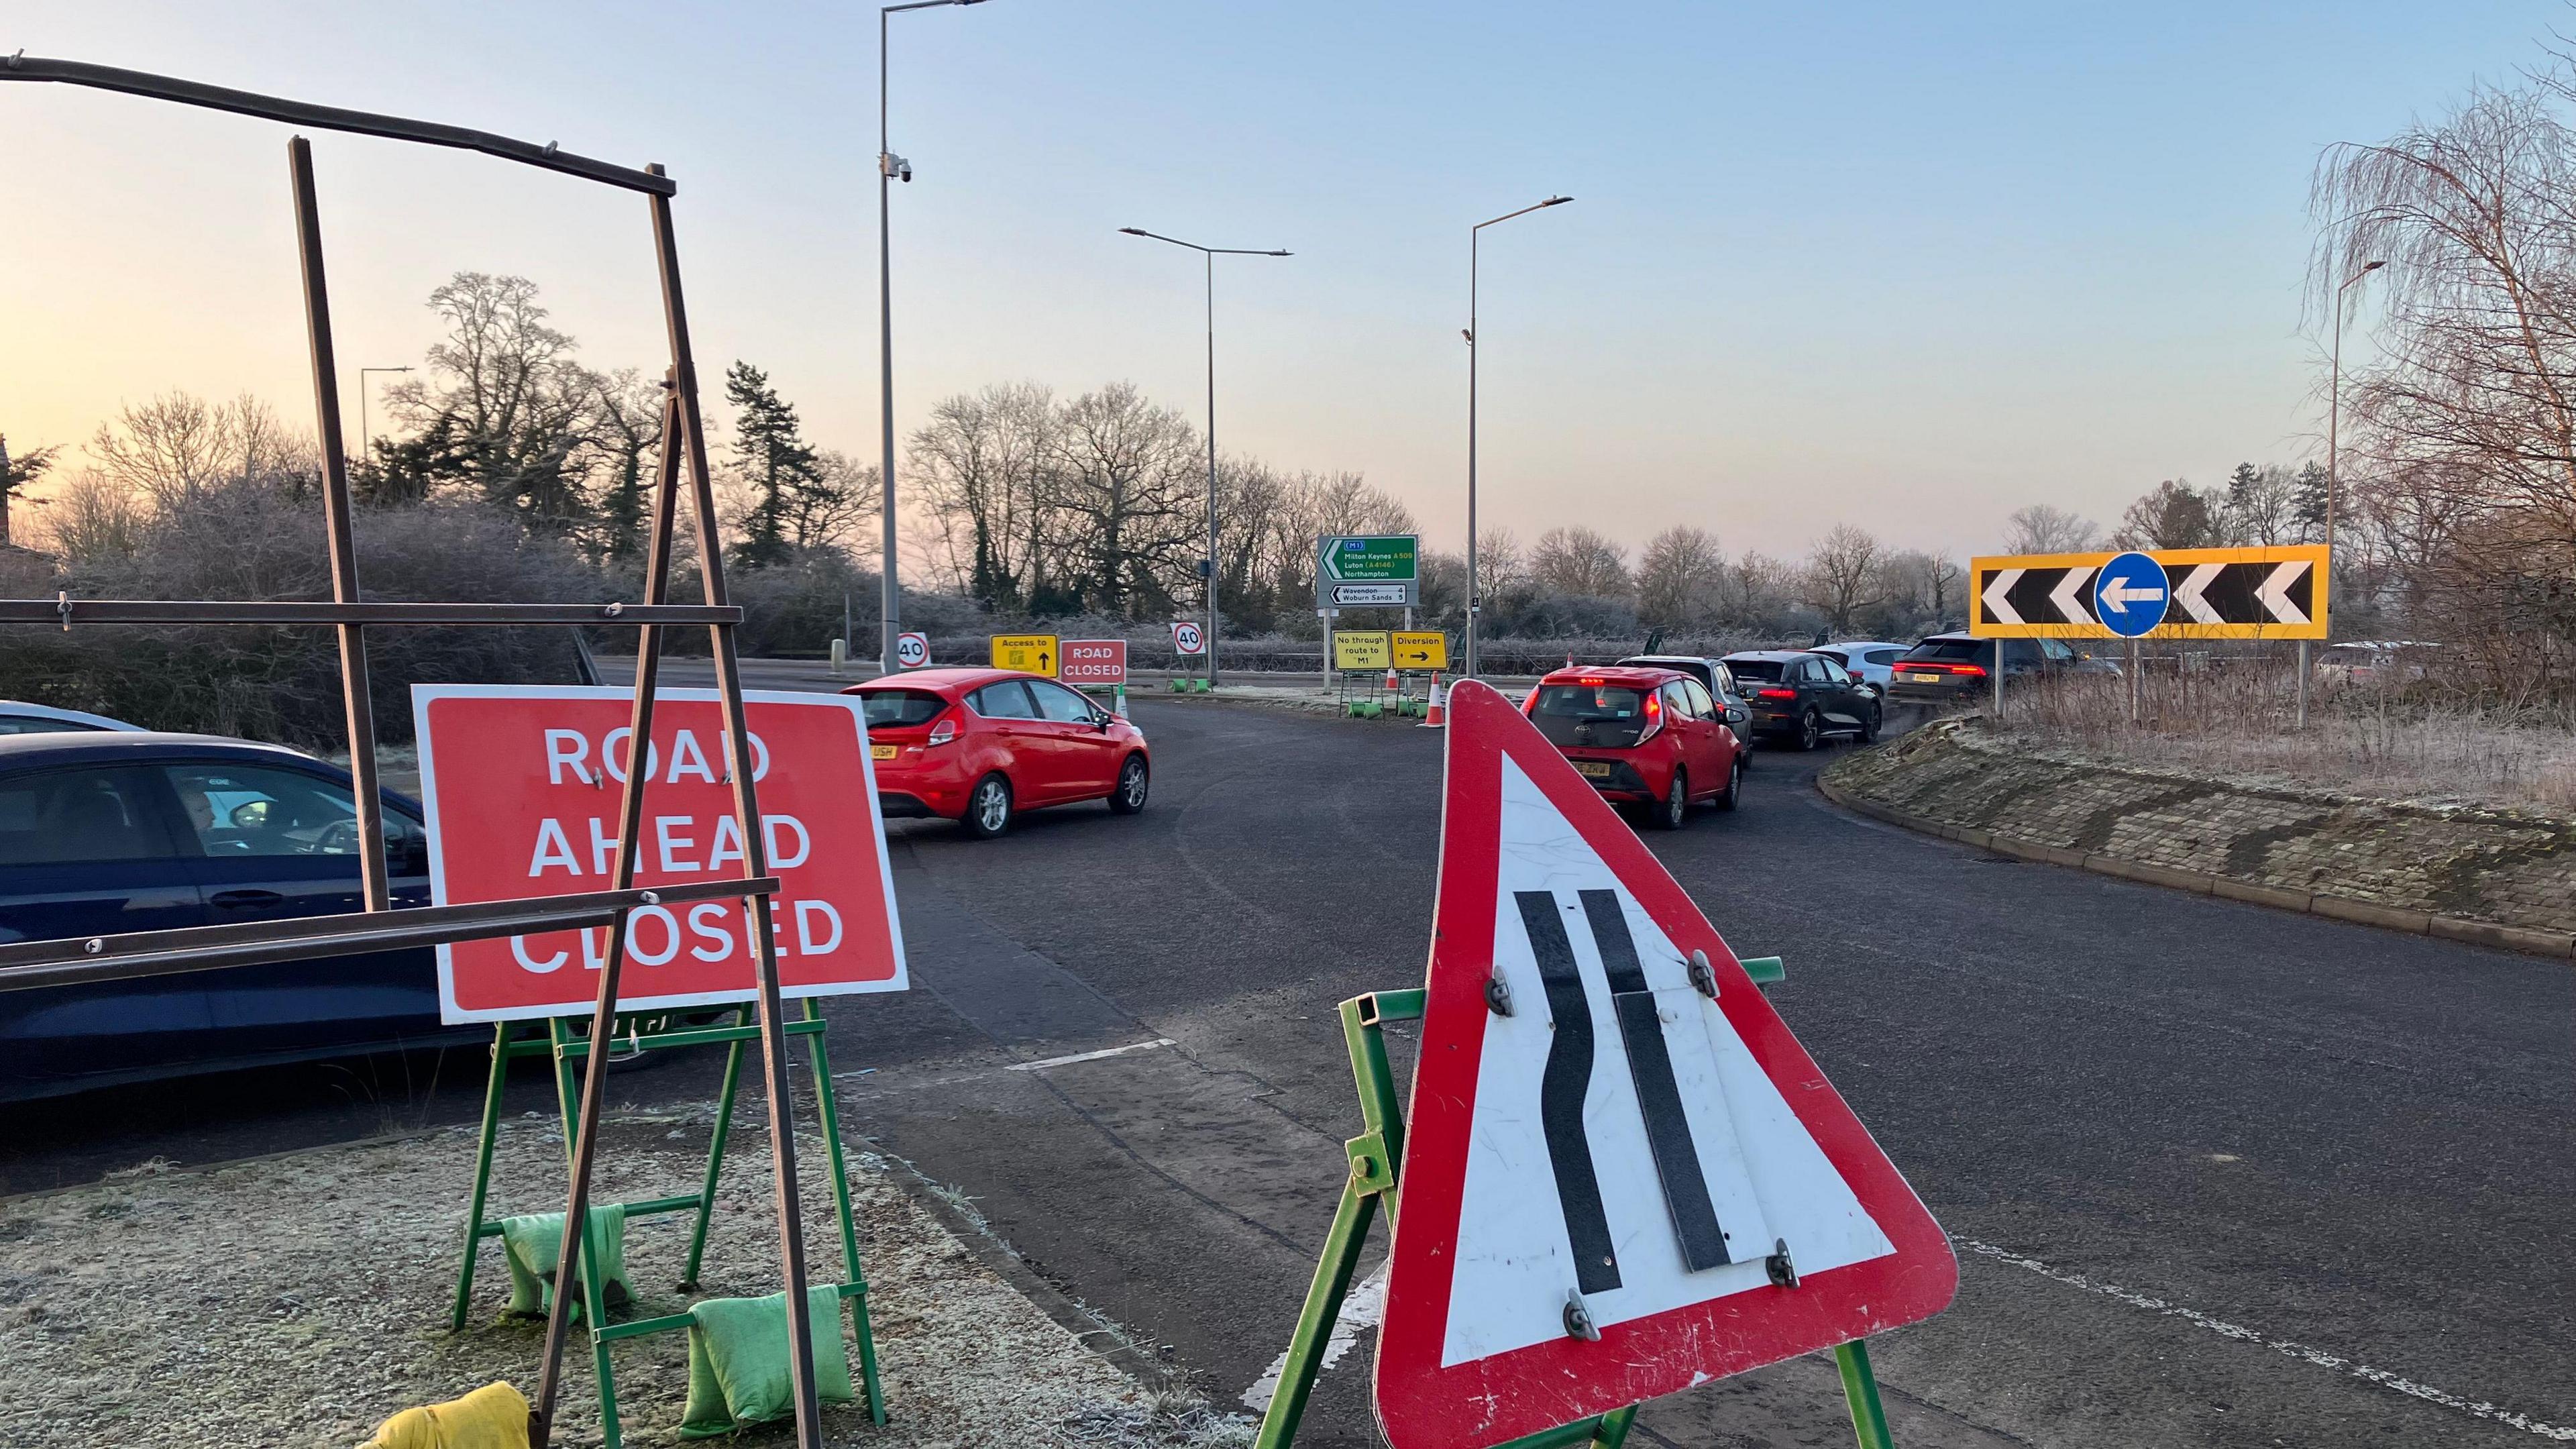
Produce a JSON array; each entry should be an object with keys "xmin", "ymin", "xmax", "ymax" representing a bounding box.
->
[{"xmin": 3, "ymin": 2, "xmax": 2561, "ymax": 557}]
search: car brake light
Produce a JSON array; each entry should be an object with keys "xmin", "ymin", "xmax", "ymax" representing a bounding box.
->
[
  {"xmin": 926, "ymin": 719, "xmax": 957, "ymax": 747},
  {"xmin": 1756, "ymin": 687, "xmax": 1796, "ymax": 700},
  {"xmin": 1637, "ymin": 690, "xmax": 1665, "ymax": 743},
  {"xmin": 1949, "ymin": 665, "xmax": 1987, "ymax": 679}
]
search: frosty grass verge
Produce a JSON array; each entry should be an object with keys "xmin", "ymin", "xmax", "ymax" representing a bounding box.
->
[{"xmin": 0, "ymin": 1106, "xmax": 1251, "ymax": 1449}]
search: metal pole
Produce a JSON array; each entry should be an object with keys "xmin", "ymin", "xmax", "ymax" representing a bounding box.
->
[
  {"xmin": 529, "ymin": 380, "xmax": 684, "ymax": 1448},
  {"xmin": 659, "ymin": 168, "xmax": 827, "ymax": 1447},
  {"xmin": 2296, "ymin": 639, "xmax": 2309, "ymax": 731},
  {"xmin": 877, "ymin": 7, "xmax": 899, "ymax": 678},
  {"xmin": 2129, "ymin": 637, "xmax": 2139, "ymax": 725},
  {"xmin": 286, "ymin": 138, "xmax": 388, "ymax": 915},
  {"xmin": 1466, "ymin": 227, "xmax": 1479, "ymax": 682},
  {"xmin": 1993, "ymin": 641, "xmax": 2004, "ymax": 720},
  {"xmin": 1206, "ymin": 249, "xmax": 1220, "ymax": 689}
]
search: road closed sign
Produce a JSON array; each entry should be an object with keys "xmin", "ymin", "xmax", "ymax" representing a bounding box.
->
[
  {"xmin": 1061, "ymin": 639, "xmax": 1128, "ymax": 686},
  {"xmin": 991, "ymin": 634, "xmax": 1059, "ymax": 676},
  {"xmin": 411, "ymin": 685, "xmax": 908, "ymax": 1023}
]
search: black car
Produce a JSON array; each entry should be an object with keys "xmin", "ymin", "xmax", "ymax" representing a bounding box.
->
[
  {"xmin": 0, "ymin": 731, "xmax": 468, "ymax": 1101},
  {"xmin": 1885, "ymin": 632, "xmax": 2110, "ymax": 706},
  {"xmin": 1614, "ymin": 654, "xmax": 1757, "ymax": 755},
  {"xmin": 1719, "ymin": 650, "xmax": 1881, "ymax": 749}
]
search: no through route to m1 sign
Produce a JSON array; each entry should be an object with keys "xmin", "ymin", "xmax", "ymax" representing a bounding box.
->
[{"xmin": 411, "ymin": 685, "xmax": 908, "ymax": 1022}]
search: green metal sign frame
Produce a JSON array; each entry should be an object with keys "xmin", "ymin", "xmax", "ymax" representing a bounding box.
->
[
  {"xmin": 449, "ymin": 999, "xmax": 885, "ymax": 1447},
  {"xmin": 1254, "ymin": 961, "xmax": 1899, "ymax": 1449}
]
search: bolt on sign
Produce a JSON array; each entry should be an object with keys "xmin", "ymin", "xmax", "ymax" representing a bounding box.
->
[
  {"xmin": 410, "ymin": 686, "xmax": 907, "ymax": 1023},
  {"xmin": 1333, "ymin": 630, "xmax": 1393, "ymax": 671},
  {"xmin": 990, "ymin": 633, "xmax": 1059, "ymax": 676},
  {"xmin": 1373, "ymin": 681, "xmax": 1955, "ymax": 1448},
  {"xmin": 1390, "ymin": 631, "xmax": 1448, "ymax": 669},
  {"xmin": 1971, "ymin": 544, "xmax": 2330, "ymax": 640},
  {"xmin": 1060, "ymin": 639, "xmax": 1128, "ymax": 686},
  {"xmin": 1318, "ymin": 534, "xmax": 1419, "ymax": 609}
]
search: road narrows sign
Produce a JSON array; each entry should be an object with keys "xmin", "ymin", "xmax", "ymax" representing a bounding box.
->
[
  {"xmin": 411, "ymin": 686, "xmax": 908, "ymax": 1023},
  {"xmin": 1374, "ymin": 682, "xmax": 1955, "ymax": 1449},
  {"xmin": 1061, "ymin": 639, "xmax": 1128, "ymax": 686},
  {"xmin": 991, "ymin": 633, "xmax": 1059, "ymax": 676}
]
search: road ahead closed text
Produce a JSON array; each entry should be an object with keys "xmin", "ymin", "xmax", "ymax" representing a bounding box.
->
[{"xmin": 412, "ymin": 686, "xmax": 907, "ymax": 1022}]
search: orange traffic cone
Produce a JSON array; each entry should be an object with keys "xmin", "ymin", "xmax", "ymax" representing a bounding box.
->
[
  {"xmin": 1419, "ymin": 674, "xmax": 1446, "ymax": 729},
  {"xmin": 1385, "ymin": 665, "xmax": 1400, "ymax": 693}
]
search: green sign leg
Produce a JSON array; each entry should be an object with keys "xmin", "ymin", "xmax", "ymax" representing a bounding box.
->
[
  {"xmin": 802, "ymin": 999, "xmax": 888, "ymax": 1424},
  {"xmin": 680, "ymin": 1013, "xmax": 747, "ymax": 1291},
  {"xmin": 1835, "ymin": 1340, "xmax": 1894, "ymax": 1449},
  {"xmin": 1252, "ymin": 1178, "xmax": 1379, "ymax": 1449},
  {"xmin": 449, "ymin": 1021, "xmax": 516, "ymax": 1332}
]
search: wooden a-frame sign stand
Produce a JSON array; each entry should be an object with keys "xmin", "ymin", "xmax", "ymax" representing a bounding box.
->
[{"xmin": 1253, "ymin": 975, "xmax": 1901, "ymax": 1449}]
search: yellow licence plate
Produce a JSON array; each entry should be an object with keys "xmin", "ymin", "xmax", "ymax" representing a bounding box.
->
[
  {"xmin": 871, "ymin": 744, "xmax": 898, "ymax": 761},
  {"xmin": 1574, "ymin": 761, "xmax": 1614, "ymax": 779},
  {"xmin": 1907, "ymin": 673, "xmax": 1943, "ymax": 684}
]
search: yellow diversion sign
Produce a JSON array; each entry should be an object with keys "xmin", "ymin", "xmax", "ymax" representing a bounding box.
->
[
  {"xmin": 989, "ymin": 634, "xmax": 1059, "ymax": 676},
  {"xmin": 1332, "ymin": 631, "xmax": 1392, "ymax": 670},
  {"xmin": 1389, "ymin": 631, "xmax": 1449, "ymax": 669}
]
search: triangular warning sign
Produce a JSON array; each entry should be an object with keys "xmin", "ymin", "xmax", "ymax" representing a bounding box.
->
[{"xmin": 1374, "ymin": 681, "xmax": 1955, "ymax": 1449}]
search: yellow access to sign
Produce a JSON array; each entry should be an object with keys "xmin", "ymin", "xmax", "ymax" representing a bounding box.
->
[
  {"xmin": 1389, "ymin": 631, "xmax": 1448, "ymax": 669},
  {"xmin": 1332, "ymin": 631, "xmax": 1392, "ymax": 670},
  {"xmin": 989, "ymin": 634, "xmax": 1059, "ymax": 676}
]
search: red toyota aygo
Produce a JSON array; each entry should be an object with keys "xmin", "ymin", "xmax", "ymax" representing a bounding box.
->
[
  {"xmin": 1523, "ymin": 664, "xmax": 1744, "ymax": 828},
  {"xmin": 845, "ymin": 667, "xmax": 1150, "ymax": 838}
]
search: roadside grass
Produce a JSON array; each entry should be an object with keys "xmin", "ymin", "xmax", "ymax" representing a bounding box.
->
[{"xmin": 1990, "ymin": 668, "xmax": 2576, "ymax": 813}]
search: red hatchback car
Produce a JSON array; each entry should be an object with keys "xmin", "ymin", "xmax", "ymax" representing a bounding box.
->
[
  {"xmin": 1523, "ymin": 665, "xmax": 1744, "ymax": 828},
  {"xmin": 845, "ymin": 668, "xmax": 1150, "ymax": 838}
]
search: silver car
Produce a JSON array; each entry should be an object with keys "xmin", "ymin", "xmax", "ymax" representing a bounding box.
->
[{"xmin": 1615, "ymin": 655, "xmax": 1757, "ymax": 757}]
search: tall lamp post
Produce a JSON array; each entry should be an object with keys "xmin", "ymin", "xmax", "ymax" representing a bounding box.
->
[
  {"xmin": 877, "ymin": 0, "xmax": 991, "ymax": 676},
  {"xmin": 1463, "ymin": 195, "xmax": 1572, "ymax": 680},
  {"xmin": 2310, "ymin": 257, "xmax": 2384, "ymax": 729},
  {"xmin": 1118, "ymin": 227, "xmax": 1291, "ymax": 690},
  {"xmin": 357, "ymin": 366, "xmax": 411, "ymax": 470}
]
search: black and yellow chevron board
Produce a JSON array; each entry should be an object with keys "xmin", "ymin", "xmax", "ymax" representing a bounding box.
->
[{"xmin": 1968, "ymin": 545, "xmax": 2330, "ymax": 640}]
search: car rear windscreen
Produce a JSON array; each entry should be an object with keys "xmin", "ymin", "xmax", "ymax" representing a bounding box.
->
[
  {"xmin": 1901, "ymin": 640, "xmax": 1984, "ymax": 662},
  {"xmin": 1529, "ymin": 684, "xmax": 1650, "ymax": 747},
  {"xmin": 1725, "ymin": 659, "xmax": 1785, "ymax": 682},
  {"xmin": 860, "ymin": 690, "xmax": 948, "ymax": 728}
]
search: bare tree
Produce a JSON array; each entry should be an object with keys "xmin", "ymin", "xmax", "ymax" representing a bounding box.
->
[
  {"xmin": 2111, "ymin": 480, "xmax": 2220, "ymax": 549},
  {"xmin": 1049, "ymin": 382, "xmax": 1203, "ymax": 617},
  {"xmin": 1474, "ymin": 526, "xmax": 1525, "ymax": 605},
  {"xmin": 908, "ymin": 382, "xmax": 1061, "ymax": 608},
  {"xmin": 1529, "ymin": 526, "xmax": 1633, "ymax": 598},
  {"xmin": 1635, "ymin": 525, "xmax": 1725, "ymax": 626},
  {"xmin": 2002, "ymin": 504, "xmax": 2100, "ymax": 554},
  {"xmin": 1802, "ymin": 524, "xmax": 1884, "ymax": 633},
  {"xmin": 87, "ymin": 392, "xmax": 313, "ymax": 508},
  {"xmin": 34, "ymin": 471, "xmax": 147, "ymax": 564},
  {"xmin": 1, "ymin": 434, "xmax": 61, "ymax": 550}
]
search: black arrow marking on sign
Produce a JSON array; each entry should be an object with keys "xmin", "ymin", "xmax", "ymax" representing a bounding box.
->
[
  {"xmin": 1581, "ymin": 890, "xmax": 1735, "ymax": 1270},
  {"xmin": 1514, "ymin": 890, "xmax": 1622, "ymax": 1294}
]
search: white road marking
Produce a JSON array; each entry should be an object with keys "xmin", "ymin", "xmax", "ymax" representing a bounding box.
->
[
  {"xmin": 1961, "ymin": 1239, "xmax": 2576, "ymax": 1441},
  {"xmin": 1242, "ymin": 1260, "xmax": 1390, "ymax": 1412},
  {"xmin": 1007, "ymin": 1037, "xmax": 1178, "ymax": 1072}
]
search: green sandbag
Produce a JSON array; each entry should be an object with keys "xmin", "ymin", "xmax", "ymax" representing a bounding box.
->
[
  {"xmin": 680, "ymin": 1286, "xmax": 855, "ymax": 1438},
  {"xmin": 498, "ymin": 1205, "xmax": 631, "ymax": 1322}
]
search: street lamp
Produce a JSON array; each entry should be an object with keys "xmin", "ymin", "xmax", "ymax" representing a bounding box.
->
[
  {"xmin": 357, "ymin": 366, "xmax": 412, "ymax": 470},
  {"xmin": 1118, "ymin": 227, "xmax": 1292, "ymax": 690},
  {"xmin": 2307, "ymin": 258, "xmax": 2383, "ymax": 731},
  {"xmin": 877, "ymin": 0, "xmax": 992, "ymax": 676},
  {"xmin": 1464, "ymin": 195, "xmax": 1572, "ymax": 680}
]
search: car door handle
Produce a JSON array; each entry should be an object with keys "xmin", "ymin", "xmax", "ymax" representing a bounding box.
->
[{"xmin": 210, "ymin": 889, "xmax": 286, "ymax": 910}]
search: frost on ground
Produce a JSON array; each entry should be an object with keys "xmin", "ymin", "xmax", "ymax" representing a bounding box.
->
[{"xmin": 0, "ymin": 1108, "xmax": 1249, "ymax": 1449}]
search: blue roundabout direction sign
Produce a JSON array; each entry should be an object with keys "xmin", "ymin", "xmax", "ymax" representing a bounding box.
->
[{"xmin": 2092, "ymin": 551, "xmax": 2170, "ymax": 637}]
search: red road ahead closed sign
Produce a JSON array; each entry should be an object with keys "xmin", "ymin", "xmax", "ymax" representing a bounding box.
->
[
  {"xmin": 1373, "ymin": 681, "xmax": 1955, "ymax": 1448},
  {"xmin": 411, "ymin": 685, "xmax": 908, "ymax": 1023},
  {"xmin": 1061, "ymin": 639, "xmax": 1128, "ymax": 686}
]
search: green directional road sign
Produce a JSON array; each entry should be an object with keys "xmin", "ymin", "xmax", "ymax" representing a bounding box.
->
[{"xmin": 1318, "ymin": 535, "xmax": 1419, "ymax": 608}]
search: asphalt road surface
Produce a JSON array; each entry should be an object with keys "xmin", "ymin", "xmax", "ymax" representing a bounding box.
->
[{"xmin": 5, "ymin": 684, "xmax": 2571, "ymax": 1448}]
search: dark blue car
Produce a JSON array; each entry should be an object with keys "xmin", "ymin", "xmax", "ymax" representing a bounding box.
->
[{"xmin": 0, "ymin": 731, "xmax": 474, "ymax": 1100}]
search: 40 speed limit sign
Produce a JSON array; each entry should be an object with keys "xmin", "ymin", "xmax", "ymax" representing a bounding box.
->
[
  {"xmin": 895, "ymin": 631, "xmax": 930, "ymax": 668},
  {"xmin": 1172, "ymin": 620, "xmax": 1207, "ymax": 655}
]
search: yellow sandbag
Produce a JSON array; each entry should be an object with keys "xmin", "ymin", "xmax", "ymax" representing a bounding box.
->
[{"xmin": 362, "ymin": 1381, "xmax": 529, "ymax": 1449}]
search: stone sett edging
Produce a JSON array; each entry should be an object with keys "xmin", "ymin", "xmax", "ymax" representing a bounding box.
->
[{"xmin": 1814, "ymin": 762, "xmax": 2576, "ymax": 962}]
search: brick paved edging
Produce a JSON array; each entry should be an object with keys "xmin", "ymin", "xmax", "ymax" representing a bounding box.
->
[{"xmin": 1817, "ymin": 722, "xmax": 2576, "ymax": 962}]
